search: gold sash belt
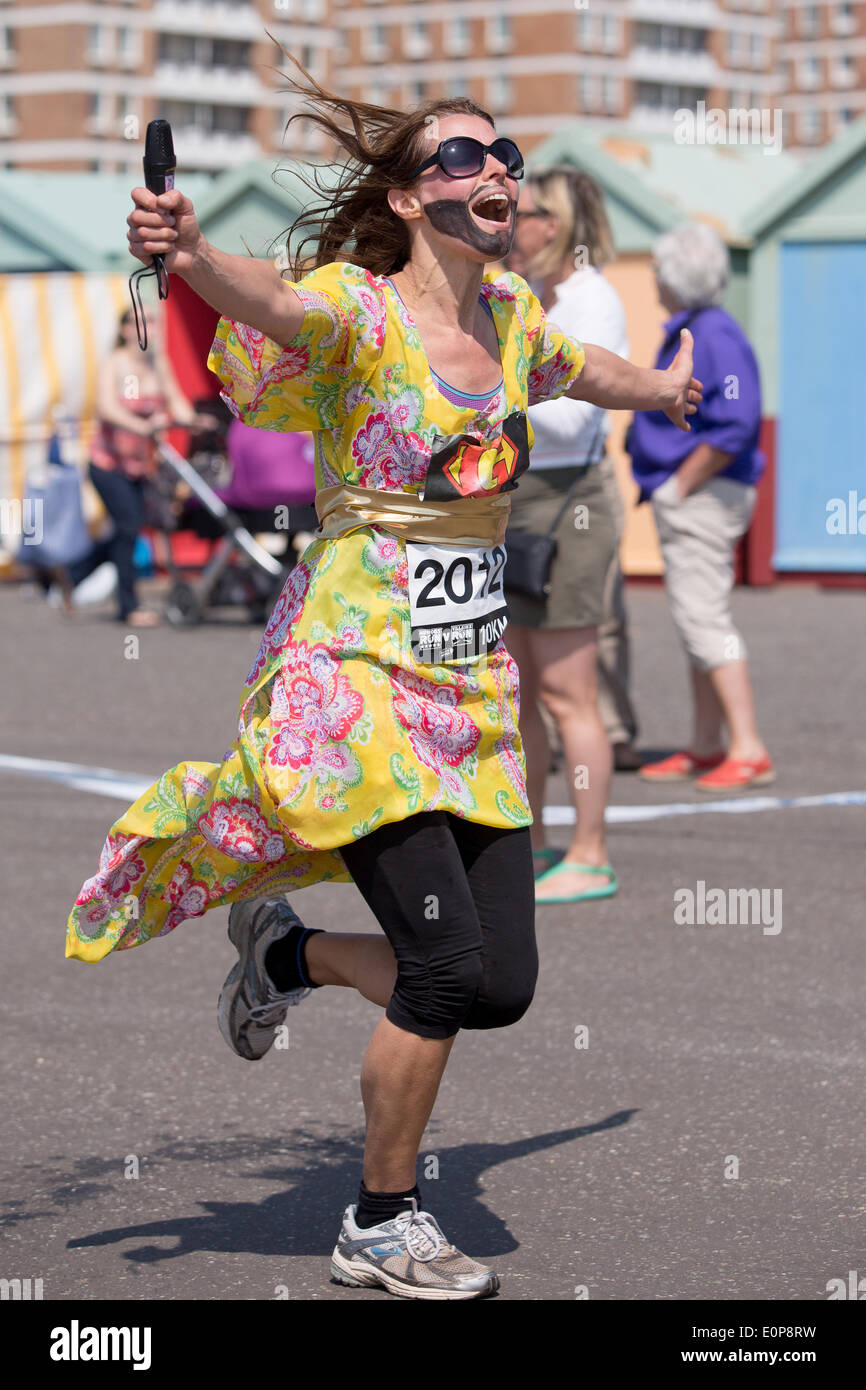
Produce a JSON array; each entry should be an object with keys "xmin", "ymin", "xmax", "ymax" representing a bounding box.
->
[{"xmin": 314, "ymin": 483, "xmax": 510, "ymax": 548}]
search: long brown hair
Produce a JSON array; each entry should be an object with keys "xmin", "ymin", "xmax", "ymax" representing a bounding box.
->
[{"xmin": 268, "ymin": 40, "xmax": 496, "ymax": 280}]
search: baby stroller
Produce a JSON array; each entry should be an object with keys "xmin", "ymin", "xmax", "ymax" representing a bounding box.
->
[{"xmin": 154, "ymin": 406, "xmax": 319, "ymax": 628}]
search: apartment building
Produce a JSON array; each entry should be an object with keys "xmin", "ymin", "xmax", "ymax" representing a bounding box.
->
[
  {"xmin": 0, "ymin": 0, "xmax": 863, "ymax": 170},
  {"xmin": 0, "ymin": 0, "xmax": 336, "ymax": 171},
  {"xmin": 335, "ymin": 0, "xmax": 864, "ymax": 150}
]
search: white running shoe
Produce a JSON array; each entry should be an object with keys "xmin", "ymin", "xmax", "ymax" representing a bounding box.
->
[{"xmin": 330, "ymin": 1199, "xmax": 499, "ymax": 1300}]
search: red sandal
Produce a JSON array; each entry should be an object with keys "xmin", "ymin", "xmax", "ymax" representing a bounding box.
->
[
  {"xmin": 638, "ymin": 750, "xmax": 726, "ymax": 783},
  {"xmin": 694, "ymin": 754, "xmax": 775, "ymax": 793}
]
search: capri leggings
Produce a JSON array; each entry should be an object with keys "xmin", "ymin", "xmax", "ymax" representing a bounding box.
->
[{"xmin": 338, "ymin": 810, "xmax": 537, "ymax": 1041}]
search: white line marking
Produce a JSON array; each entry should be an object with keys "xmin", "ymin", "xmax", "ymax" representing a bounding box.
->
[
  {"xmin": 0, "ymin": 754, "xmax": 152, "ymax": 801},
  {"xmin": 2, "ymin": 753, "xmax": 866, "ymax": 824},
  {"xmin": 547, "ymin": 789, "xmax": 866, "ymax": 825}
]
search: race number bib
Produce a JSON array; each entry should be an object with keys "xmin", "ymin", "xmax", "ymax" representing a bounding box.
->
[{"xmin": 406, "ymin": 540, "xmax": 508, "ymax": 664}]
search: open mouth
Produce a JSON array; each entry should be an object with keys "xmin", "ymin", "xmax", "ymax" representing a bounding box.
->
[{"xmin": 469, "ymin": 191, "xmax": 512, "ymax": 227}]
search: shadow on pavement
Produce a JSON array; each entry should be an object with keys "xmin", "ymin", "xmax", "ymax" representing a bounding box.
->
[{"xmin": 66, "ymin": 1109, "xmax": 638, "ymax": 1262}]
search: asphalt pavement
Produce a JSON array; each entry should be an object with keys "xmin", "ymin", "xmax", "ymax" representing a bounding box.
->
[{"xmin": 1, "ymin": 578, "xmax": 863, "ymax": 1301}]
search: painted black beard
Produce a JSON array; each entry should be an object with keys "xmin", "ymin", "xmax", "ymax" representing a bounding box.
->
[{"xmin": 422, "ymin": 198, "xmax": 514, "ymax": 257}]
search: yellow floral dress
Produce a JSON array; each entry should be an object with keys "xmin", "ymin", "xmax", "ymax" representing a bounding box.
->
[{"xmin": 66, "ymin": 262, "xmax": 585, "ymax": 963}]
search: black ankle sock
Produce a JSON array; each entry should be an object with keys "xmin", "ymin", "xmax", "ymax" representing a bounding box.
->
[
  {"xmin": 264, "ymin": 924, "xmax": 323, "ymax": 993},
  {"xmin": 355, "ymin": 1181, "xmax": 421, "ymax": 1230}
]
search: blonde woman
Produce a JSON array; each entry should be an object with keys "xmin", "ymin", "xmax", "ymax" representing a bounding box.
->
[{"xmin": 504, "ymin": 167, "xmax": 629, "ymax": 905}]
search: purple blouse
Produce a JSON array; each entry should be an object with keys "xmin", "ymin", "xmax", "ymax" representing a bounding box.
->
[{"xmin": 629, "ymin": 305, "xmax": 765, "ymax": 500}]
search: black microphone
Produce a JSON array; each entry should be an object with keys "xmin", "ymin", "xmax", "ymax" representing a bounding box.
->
[{"xmin": 129, "ymin": 118, "xmax": 176, "ymax": 351}]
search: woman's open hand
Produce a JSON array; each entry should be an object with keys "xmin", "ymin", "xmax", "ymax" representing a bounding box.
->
[
  {"xmin": 127, "ymin": 187, "xmax": 204, "ymax": 277},
  {"xmin": 661, "ymin": 328, "xmax": 703, "ymax": 433}
]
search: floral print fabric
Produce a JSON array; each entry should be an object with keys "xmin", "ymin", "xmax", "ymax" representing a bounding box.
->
[{"xmin": 66, "ymin": 262, "xmax": 585, "ymax": 963}]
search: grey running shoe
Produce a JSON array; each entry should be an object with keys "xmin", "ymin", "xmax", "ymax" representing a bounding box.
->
[
  {"xmin": 330, "ymin": 1199, "xmax": 499, "ymax": 1300},
  {"xmin": 217, "ymin": 897, "xmax": 313, "ymax": 1061}
]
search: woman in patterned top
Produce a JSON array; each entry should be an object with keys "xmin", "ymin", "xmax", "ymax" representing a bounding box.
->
[{"xmin": 68, "ymin": 74, "xmax": 700, "ymax": 1299}]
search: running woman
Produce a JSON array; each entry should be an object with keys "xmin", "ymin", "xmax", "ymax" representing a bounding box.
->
[{"xmin": 65, "ymin": 79, "xmax": 701, "ymax": 1300}]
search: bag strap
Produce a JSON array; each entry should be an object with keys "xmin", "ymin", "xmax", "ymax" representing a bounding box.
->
[{"xmin": 542, "ymin": 412, "xmax": 608, "ymax": 537}]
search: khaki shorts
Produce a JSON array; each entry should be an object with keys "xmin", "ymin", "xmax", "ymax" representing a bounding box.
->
[
  {"xmin": 652, "ymin": 473, "xmax": 757, "ymax": 671},
  {"xmin": 504, "ymin": 461, "xmax": 618, "ymax": 630}
]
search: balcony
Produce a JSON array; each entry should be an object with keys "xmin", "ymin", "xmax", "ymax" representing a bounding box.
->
[
  {"xmin": 162, "ymin": 126, "xmax": 261, "ymax": 170},
  {"xmin": 628, "ymin": 0, "xmax": 718, "ymax": 29},
  {"xmin": 628, "ymin": 45, "xmax": 717, "ymax": 85},
  {"xmin": 153, "ymin": 0, "xmax": 260, "ymax": 40},
  {"xmin": 153, "ymin": 60, "xmax": 262, "ymax": 102}
]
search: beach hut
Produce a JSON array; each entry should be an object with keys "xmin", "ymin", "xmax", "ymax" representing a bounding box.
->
[{"xmin": 742, "ymin": 114, "xmax": 866, "ymax": 581}]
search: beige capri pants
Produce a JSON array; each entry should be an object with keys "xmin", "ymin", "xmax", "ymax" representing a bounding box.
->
[{"xmin": 651, "ymin": 473, "xmax": 757, "ymax": 673}]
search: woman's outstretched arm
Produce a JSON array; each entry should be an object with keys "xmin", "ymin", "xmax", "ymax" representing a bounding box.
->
[
  {"xmin": 568, "ymin": 328, "xmax": 702, "ymax": 433},
  {"xmin": 127, "ymin": 187, "xmax": 305, "ymax": 347}
]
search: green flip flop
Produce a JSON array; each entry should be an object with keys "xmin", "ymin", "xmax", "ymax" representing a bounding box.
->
[
  {"xmin": 535, "ymin": 860, "xmax": 619, "ymax": 904},
  {"xmin": 532, "ymin": 846, "xmax": 565, "ymax": 877}
]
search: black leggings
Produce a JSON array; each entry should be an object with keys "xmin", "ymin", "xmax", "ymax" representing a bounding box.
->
[{"xmin": 339, "ymin": 811, "xmax": 537, "ymax": 1040}]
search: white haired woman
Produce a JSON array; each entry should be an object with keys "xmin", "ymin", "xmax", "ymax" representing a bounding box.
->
[
  {"xmin": 631, "ymin": 222, "xmax": 773, "ymax": 792},
  {"xmin": 503, "ymin": 166, "xmax": 634, "ymax": 905}
]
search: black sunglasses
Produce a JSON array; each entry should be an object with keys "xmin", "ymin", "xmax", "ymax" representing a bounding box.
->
[{"xmin": 407, "ymin": 136, "xmax": 524, "ymax": 183}]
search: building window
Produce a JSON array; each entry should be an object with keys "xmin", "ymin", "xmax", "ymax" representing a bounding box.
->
[
  {"xmin": 486, "ymin": 15, "xmax": 511, "ymax": 53},
  {"xmin": 87, "ymin": 24, "xmax": 112, "ymax": 63},
  {"xmin": 448, "ymin": 73, "xmax": 469, "ymax": 99},
  {"xmin": 579, "ymin": 73, "xmax": 597, "ymax": 111},
  {"xmin": 636, "ymin": 22, "xmax": 706, "ymax": 56},
  {"xmin": 159, "ymin": 34, "xmax": 196, "ymax": 64},
  {"xmin": 161, "ymin": 100, "xmax": 250, "ymax": 137},
  {"xmin": 486, "ymin": 73, "xmax": 511, "ymax": 114},
  {"xmin": 407, "ymin": 78, "xmax": 428, "ymax": 105},
  {"xmin": 445, "ymin": 16, "xmax": 471, "ymax": 57},
  {"xmin": 363, "ymin": 22, "xmax": 388, "ymax": 61},
  {"xmin": 577, "ymin": 12, "xmax": 595, "ymax": 50},
  {"xmin": 212, "ymin": 39, "xmax": 251, "ymax": 71},
  {"xmin": 0, "ymin": 92, "xmax": 15, "ymax": 133},
  {"xmin": 602, "ymin": 76, "xmax": 620, "ymax": 113},
  {"xmin": 832, "ymin": 2, "xmax": 856, "ymax": 35},
  {"xmin": 635, "ymin": 81, "xmax": 706, "ymax": 111},
  {"xmin": 404, "ymin": 18, "xmax": 430, "ymax": 58},
  {"xmin": 797, "ymin": 108, "xmax": 822, "ymax": 142},
  {"xmin": 799, "ymin": 5, "xmax": 820, "ymax": 37},
  {"xmin": 726, "ymin": 30, "xmax": 744, "ymax": 66},
  {"xmin": 601, "ymin": 14, "xmax": 619, "ymax": 53}
]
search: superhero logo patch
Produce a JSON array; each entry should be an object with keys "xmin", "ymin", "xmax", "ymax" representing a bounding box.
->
[{"xmin": 420, "ymin": 410, "xmax": 530, "ymax": 502}]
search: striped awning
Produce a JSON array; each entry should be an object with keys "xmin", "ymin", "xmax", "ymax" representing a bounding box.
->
[{"xmin": 0, "ymin": 271, "xmax": 132, "ymax": 542}]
